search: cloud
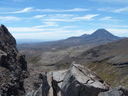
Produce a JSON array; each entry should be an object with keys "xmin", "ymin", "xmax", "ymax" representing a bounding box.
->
[
  {"xmin": 65, "ymin": 8, "xmax": 90, "ymax": 12},
  {"xmin": 113, "ymin": 6, "xmax": 128, "ymax": 13},
  {"xmin": 12, "ymin": 7, "xmax": 33, "ymax": 13},
  {"xmin": 100, "ymin": 16, "xmax": 120, "ymax": 21},
  {"xmin": 43, "ymin": 18, "xmax": 75, "ymax": 22},
  {"xmin": 36, "ymin": 8, "xmax": 90, "ymax": 12},
  {"xmin": 98, "ymin": 6, "xmax": 128, "ymax": 13},
  {"xmin": 2, "ymin": 7, "xmax": 89, "ymax": 14},
  {"xmin": 107, "ymin": 29, "xmax": 128, "ymax": 36},
  {"xmin": 8, "ymin": 26, "xmax": 76, "ymax": 33},
  {"xmin": 8, "ymin": 26, "xmax": 77, "ymax": 40},
  {"xmin": 33, "ymin": 15, "xmax": 46, "ymax": 19},
  {"xmin": 12, "ymin": 31, "xmax": 73, "ymax": 40},
  {"xmin": 35, "ymin": 22, "xmax": 58, "ymax": 27},
  {"xmin": 41, "ymin": 14, "xmax": 99, "ymax": 22},
  {"xmin": 100, "ymin": 16, "xmax": 112, "ymax": 20},
  {"xmin": 73, "ymin": 14, "xmax": 99, "ymax": 20},
  {"xmin": 97, "ymin": 7, "xmax": 112, "ymax": 12},
  {"xmin": 0, "ymin": 16, "xmax": 21, "ymax": 21}
]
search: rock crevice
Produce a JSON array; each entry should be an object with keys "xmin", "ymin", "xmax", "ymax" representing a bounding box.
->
[{"xmin": 42, "ymin": 62, "xmax": 110, "ymax": 96}]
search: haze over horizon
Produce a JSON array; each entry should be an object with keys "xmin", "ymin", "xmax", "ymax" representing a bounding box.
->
[{"xmin": 1, "ymin": 0, "xmax": 128, "ymax": 41}]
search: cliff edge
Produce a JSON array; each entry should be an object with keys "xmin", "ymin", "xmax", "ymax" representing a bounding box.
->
[{"xmin": 0, "ymin": 24, "xmax": 29, "ymax": 96}]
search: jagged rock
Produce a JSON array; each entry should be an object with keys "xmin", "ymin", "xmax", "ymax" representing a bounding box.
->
[
  {"xmin": 25, "ymin": 84, "xmax": 42, "ymax": 96},
  {"xmin": 0, "ymin": 24, "xmax": 29, "ymax": 96},
  {"xmin": 61, "ymin": 63, "xmax": 109, "ymax": 96},
  {"xmin": 98, "ymin": 86, "xmax": 128, "ymax": 96},
  {"xmin": 46, "ymin": 70, "xmax": 67, "ymax": 96},
  {"xmin": 44, "ymin": 62, "xmax": 109, "ymax": 96}
]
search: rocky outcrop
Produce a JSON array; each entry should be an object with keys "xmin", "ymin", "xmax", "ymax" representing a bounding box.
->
[
  {"xmin": 0, "ymin": 24, "xmax": 29, "ymax": 96},
  {"xmin": 98, "ymin": 86, "xmax": 128, "ymax": 96},
  {"xmin": 43, "ymin": 62, "xmax": 110, "ymax": 96}
]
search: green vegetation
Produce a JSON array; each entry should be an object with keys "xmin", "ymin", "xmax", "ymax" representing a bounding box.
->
[
  {"xmin": 85, "ymin": 59, "xmax": 128, "ymax": 89},
  {"xmin": 28, "ymin": 55, "xmax": 40, "ymax": 64}
]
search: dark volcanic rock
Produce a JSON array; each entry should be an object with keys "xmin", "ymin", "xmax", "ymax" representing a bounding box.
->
[{"xmin": 0, "ymin": 24, "xmax": 29, "ymax": 96}]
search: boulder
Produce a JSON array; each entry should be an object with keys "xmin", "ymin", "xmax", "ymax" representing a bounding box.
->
[
  {"xmin": 61, "ymin": 63, "xmax": 109, "ymax": 96},
  {"xmin": 45, "ymin": 62, "xmax": 109, "ymax": 96},
  {"xmin": 98, "ymin": 86, "xmax": 128, "ymax": 96}
]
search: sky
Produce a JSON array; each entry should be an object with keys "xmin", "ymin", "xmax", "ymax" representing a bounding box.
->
[{"xmin": 1, "ymin": 0, "xmax": 128, "ymax": 41}]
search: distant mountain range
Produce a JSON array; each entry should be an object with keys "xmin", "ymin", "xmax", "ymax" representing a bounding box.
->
[
  {"xmin": 18, "ymin": 29, "xmax": 122, "ymax": 50},
  {"xmin": 18, "ymin": 28, "xmax": 124, "ymax": 69}
]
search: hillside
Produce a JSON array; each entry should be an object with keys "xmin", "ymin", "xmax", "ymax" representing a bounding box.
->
[
  {"xmin": 1, "ymin": 24, "xmax": 128, "ymax": 95},
  {"xmin": 18, "ymin": 29, "xmax": 122, "ymax": 69},
  {"xmin": 57, "ymin": 38, "xmax": 128, "ymax": 89}
]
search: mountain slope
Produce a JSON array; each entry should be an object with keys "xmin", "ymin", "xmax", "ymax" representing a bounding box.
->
[
  {"xmin": 18, "ymin": 29, "xmax": 123, "ymax": 69},
  {"xmin": 87, "ymin": 29, "xmax": 119, "ymax": 40},
  {"xmin": 57, "ymin": 38, "xmax": 128, "ymax": 89},
  {"xmin": 82, "ymin": 29, "xmax": 121, "ymax": 45}
]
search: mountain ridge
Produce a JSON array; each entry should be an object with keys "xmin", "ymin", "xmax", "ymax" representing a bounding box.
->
[
  {"xmin": 56, "ymin": 37, "xmax": 128, "ymax": 89},
  {"xmin": 18, "ymin": 28, "xmax": 122, "ymax": 51},
  {"xmin": 18, "ymin": 28, "xmax": 124, "ymax": 71}
]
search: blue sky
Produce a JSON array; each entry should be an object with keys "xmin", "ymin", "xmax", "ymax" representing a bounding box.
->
[{"xmin": 1, "ymin": 0, "xmax": 128, "ymax": 41}]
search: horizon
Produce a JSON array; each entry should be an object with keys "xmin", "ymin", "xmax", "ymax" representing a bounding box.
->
[
  {"xmin": 1, "ymin": 0, "xmax": 128, "ymax": 41},
  {"xmin": 16, "ymin": 28, "xmax": 126, "ymax": 44}
]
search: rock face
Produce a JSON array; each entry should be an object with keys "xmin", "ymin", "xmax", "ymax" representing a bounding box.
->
[
  {"xmin": 98, "ymin": 86, "xmax": 128, "ymax": 96},
  {"xmin": 43, "ymin": 62, "xmax": 110, "ymax": 96},
  {"xmin": 0, "ymin": 25, "xmax": 29, "ymax": 96}
]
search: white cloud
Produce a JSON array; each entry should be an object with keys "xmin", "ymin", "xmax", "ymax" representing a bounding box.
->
[
  {"xmin": 0, "ymin": 16, "xmax": 21, "ymax": 21},
  {"xmin": 100, "ymin": 16, "xmax": 112, "ymax": 20},
  {"xmin": 65, "ymin": 8, "xmax": 90, "ymax": 12},
  {"xmin": 43, "ymin": 22, "xmax": 58, "ymax": 26},
  {"xmin": 98, "ymin": 6, "xmax": 128, "ymax": 13},
  {"xmin": 35, "ymin": 22, "xmax": 58, "ymax": 27},
  {"xmin": 43, "ymin": 18, "xmax": 75, "ymax": 22},
  {"xmin": 9, "ymin": 26, "xmax": 77, "ymax": 40},
  {"xmin": 2, "ymin": 7, "xmax": 89, "ymax": 14},
  {"xmin": 97, "ymin": 7, "xmax": 113, "ymax": 12},
  {"xmin": 8, "ymin": 27, "xmax": 46, "ymax": 32},
  {"xmin": 73, "ymin": 14, "xmax": 99, "ymax": 20},
  {"xmin": 100, "ymin": 16, "xmax": 120, "ymax": 21},
  {"xmin": 48, "ymin": 14, "xmax": 75, "ymax": 18},
  {"xmin": 8, "ymin": 26, "xmax": 76, "ymax": 33},
  {"xmin": 33, "ymin": 15, "xmax": 46, "ymax": 19},
  {"xmin": 113, "ymin": 6, "xmax": 128, "ymax": 13},
  {"xmin": 12, "ymin": 7, "xmax": 33, "ymax": 13},
  {"xmin": 32, "ymin": 14, "xmax": 77, "ymax": 22},
  {"xmin": 13, "ymin": 31, "xmax": 73, "ymax": 40},
  {"xmin": 36, "ymin": 8, "xmax": 90, "ymax": 12},
  {"xmin": 107, "ymin": 29, "xmax": 128, "ymax": 36}
]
